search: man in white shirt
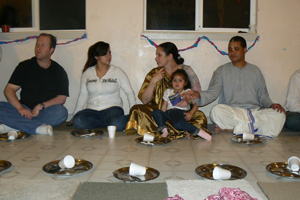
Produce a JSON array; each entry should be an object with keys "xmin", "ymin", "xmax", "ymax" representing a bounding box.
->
[
  {"xmin": 284, "ymin": 69, "xmax": 300, "ymax": 131},
  {"xmin": 181, "ymin": 36, "xmax": 286, "ymax": 137}
]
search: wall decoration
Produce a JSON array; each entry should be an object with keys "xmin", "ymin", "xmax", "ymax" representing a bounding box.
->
[
  {"xmin": 0, "ymin": 33, "xmax": 87, "ymax": 45},
  {"xmin": 141, "ymin": 35, "xmax": 260, "ymax": 56}
]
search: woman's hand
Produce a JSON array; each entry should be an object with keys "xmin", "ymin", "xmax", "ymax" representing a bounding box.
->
[
  {"xmin": 141, "ymin": 68, "xmax": 166, "ymax": 104},
  {"xmin": 150, "ymin": 68, "xmax": 165, "ymax": 84}
]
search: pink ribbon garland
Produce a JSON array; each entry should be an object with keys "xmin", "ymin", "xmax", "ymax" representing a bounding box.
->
[
  {"xmin": 141, "ymin": 35, "xmax": 260, "ymax": 56},
  {"xmin": 0, "ymin": 34, "xmax": 87, "ymax": 45}
]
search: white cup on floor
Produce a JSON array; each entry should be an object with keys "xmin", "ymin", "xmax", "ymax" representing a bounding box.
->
[
  {"xmin": 143, "ymin": 133, "xmax": 154, "ymax": 142},
  {"xmin": 213, "ymin": 166, "xmax": 231, "ymax": 180},
  {"xmin": 288, "ymin": 156, "xmax": 300, "ymax": 172},
  {"xmin": 8, "ymin": 131, "xmax": 18, "ymax": 140},
  {"xmin": 59, "ymin": 155, "xmax": 75, "ymax": 169},
  {"xmin": 107, "ymin": 126, "xmax": 117, "ymax": 138},
  {"xmin": 129, "ymin": 162, "xmax": 146, "ymax": 176},
  {"xmin": 242, "ymin": 132, "xmax": 255, "ymax": 141}
]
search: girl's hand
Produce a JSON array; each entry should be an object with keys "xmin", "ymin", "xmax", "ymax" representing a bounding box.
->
[
  {"xmin": 176, "ymin": 100, "xmax": 189, "ymax": 108},
  {"xmin": 184, "ymin": 112, "xmax": 192, "ymax": 121}
]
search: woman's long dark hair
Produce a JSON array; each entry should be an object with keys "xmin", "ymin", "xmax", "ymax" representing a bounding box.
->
[
  {"xmin": 82, "ymin": 41, "xmax": 110, "ymax": 72},
  {"xmin": 171, "ymin": 69, "xmax": 191, "ymax": 90},
  {"xmin": 158, "ymin": 42, "xmax": 184, "ymax": 64}
]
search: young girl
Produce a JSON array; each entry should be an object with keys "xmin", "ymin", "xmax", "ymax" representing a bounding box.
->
[{"xmin": 152, "ymin": 69, "xmax": 212, "ymax": 141}]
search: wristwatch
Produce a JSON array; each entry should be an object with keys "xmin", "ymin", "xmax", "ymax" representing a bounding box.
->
[{"xmin": 40, "ymin": 103, "xmax": 46, "ymax": 110}]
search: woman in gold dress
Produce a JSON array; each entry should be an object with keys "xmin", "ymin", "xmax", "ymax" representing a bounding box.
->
[{"xmin": 125, "ymin": 42, "xmax": 209, "ymax": 139}]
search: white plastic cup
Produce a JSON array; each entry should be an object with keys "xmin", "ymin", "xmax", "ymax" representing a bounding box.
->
[
  {"xmin": 129, "ymin": 162, "xmax": 146, "ymax": 176},
  {"xmin": 8, "ymin": 131, "xmax": 18, "ymax": 140},
  {"xmin": 249, "ymin": 24, "xmax": 257, "ymax": 33},
  {"xmin": 58, "ymin": 155, "xmax": 75, "ymax": 169},
  {"xmin": 213, "ymin": 166, "xmax": 232, "ymax": 180},
  {"xmin": 107, "ymin": 126, "xmax": 117, "ymax": 138},
  {"xmin": 143, "ymin": 133, "xmax": 154, "ymax": 142},
  {"xmin": 288, "ymin": 156, "xmax": 300, "ymax": 172},
  {"xmin": 242, "ymin": 132, "xmax": 255, "ymax": 141}
]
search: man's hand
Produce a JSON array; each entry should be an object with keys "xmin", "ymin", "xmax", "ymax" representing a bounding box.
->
[
  {"xmin": 176, "ymin": 91, "xmax": 200, "ymax": 108},
  {"xmin": 181, "ymin": 90, "xmax": 200, "ymax": 101},
  {"xmin": 270, "ymin": 104, "xmax": 286, "ymax": 114},
  {"xmin": 17, "ymin": 107, "xmax": 33, "ymax": 119},
  {"xmin": 31, "ymin": 104, "xmax": 43, "ymax": 117}
]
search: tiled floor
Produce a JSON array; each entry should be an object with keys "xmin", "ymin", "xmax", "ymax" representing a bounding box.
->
[{"xmin": 0, "ymin": 123, "xmax": 300, "ymax": 198}]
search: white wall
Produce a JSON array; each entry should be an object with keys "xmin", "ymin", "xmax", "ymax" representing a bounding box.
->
[{"xmin": 0, "ymin": 0, "xmax": 299, "ymax": 121}]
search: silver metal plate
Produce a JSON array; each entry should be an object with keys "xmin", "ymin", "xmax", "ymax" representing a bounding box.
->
[
  {"xmin": 266, "ymin": 162, "xmax": 300, "ymax": 179},
  {"xmin": 231, "ymin": 135, "xmax": 266, "ymax": 145},
  {"xmin": 135, "ymin": 136, "xmax": 171, "ymax": 146},
  {"xmin": 0, "ymin": 160, "xmax": 12, "ymax": 174},
  {"xmin": 195, "ymin": 164, "xmax": 247, "ymax": 180},
  {"xmin": 71, "ymin": 129, "xmax": 103, "ymax": 138},
  {"xmin": 0, "ymin": 132, "xmax": 31, "ymax": 142},
  {"xmin": 43, "ymin": 159, "xmax": 93, "ymax": 177},
  {"xmin": 113, "ymin": 167, "xmax": 160, "ymax": 182}
]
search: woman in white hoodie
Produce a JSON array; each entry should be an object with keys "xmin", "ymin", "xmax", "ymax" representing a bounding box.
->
[{"xmin": 72, "ymin": 41, "xmax": 136, "ymax": 131}]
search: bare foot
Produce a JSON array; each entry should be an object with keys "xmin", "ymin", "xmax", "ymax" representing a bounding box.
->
[
  {"xmin": 161, "ymin": 129, "xmax": 169, "ymax": 137},
  {"xmin": 161, "ymin": 132, "xmax": 168, "ymax": 137},
  {"xmin": 215, "ymin": 125, "xmax": 233, "ymax": 134},
  {"xmin": 186, "ymin": 132, "xmax": 191, "ymax": 140}
]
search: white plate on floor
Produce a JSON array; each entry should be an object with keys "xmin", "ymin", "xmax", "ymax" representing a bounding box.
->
[
  {"xmin": 43, "ymin": 159, "xmax": 93, "ymax": 177},
  {"xmin": 195, "ymin": 164, "xmax": 247, "ymax": 180},
  {"xmin": 0, "ymin": 132, "xmax": 31, "ymax": 142},
  {"xmin": 231, "ymin": 135, "xmax": 266, "ymax": 145},
  {"xmin": 113, "ymin": 166, "xmax": 159, "ymax": 182},
  {"xmin": 266, "ymin": 162, "xmax": 300, "ymax": 180}
]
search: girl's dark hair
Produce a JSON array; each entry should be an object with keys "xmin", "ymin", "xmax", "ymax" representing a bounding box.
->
[
  {"xmin": 83, "ymin": 41, "xmax": 110, "ymax": 72},
  {"xmin": 158, "ymin": 42, "xmax": 184, "ymax": 64},
  {"xmin": 171, "ymin": 69, "xmax": 191, "ymax": 89}
]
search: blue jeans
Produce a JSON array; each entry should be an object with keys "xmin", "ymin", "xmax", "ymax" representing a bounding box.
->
[
  {"xmin": 0, "ymin": 102, "xmax": 68, "ymax": 134},
  {"xmin": 72, "ymin": 106, "xmax": 128, "ymax": 131},
  {"xmin": 152, "ymin": 109, "xmax": 199, "ymax": 135},
  {"xmin": 285, "ymin": 111, "xmax": 300, "ymax": 131}
]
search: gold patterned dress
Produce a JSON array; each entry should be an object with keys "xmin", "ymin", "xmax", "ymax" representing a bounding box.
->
[{"xmin": 125, "ymin": 65, "xmax": 209, "ymax": 139}]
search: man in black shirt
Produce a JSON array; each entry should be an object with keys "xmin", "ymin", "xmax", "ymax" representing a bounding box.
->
[{"xmin": 0, "ymin": 33, "xmax": 69, "ymax": 135}]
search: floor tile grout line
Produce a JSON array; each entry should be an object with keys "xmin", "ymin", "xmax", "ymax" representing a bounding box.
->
[
  {"xmin": 190, "ymin": 139, "xmax": 200, "ymax": 166},
  {"xmin": 85, "ymin": 138, "xmax": 116, "ymax": 182}
]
